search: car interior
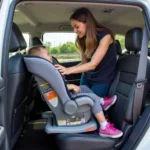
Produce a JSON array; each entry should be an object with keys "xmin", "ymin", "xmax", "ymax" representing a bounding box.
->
[{"xmin": 1, "ymin": 1, "xmax": 150, "ymax": 150}]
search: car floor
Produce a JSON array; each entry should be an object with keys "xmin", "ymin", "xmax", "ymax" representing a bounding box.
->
[{"xmin": 13, "ymin": 119, "xmax": 58, "ymax": 150}]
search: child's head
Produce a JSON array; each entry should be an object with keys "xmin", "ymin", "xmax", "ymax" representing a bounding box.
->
[{"xmin": 28, "ymin": 46, "xmax": 52, "ymax": 62}]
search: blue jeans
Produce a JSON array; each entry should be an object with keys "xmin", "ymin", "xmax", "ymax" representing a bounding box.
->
[{"xmin": 80, "ymin": 73, "xmax": 110, "ymax": 97}]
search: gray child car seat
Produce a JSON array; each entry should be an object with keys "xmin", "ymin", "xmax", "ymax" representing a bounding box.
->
[{"xmin": 24, "ymin": 56, "xmax": 97, "ymax": 134}]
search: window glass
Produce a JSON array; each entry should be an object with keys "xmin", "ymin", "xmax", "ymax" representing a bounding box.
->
[
  {"xmin": 115, "ymin": 34, "xmax": 126, "ymax": 53},
  {"xmin": 43, "ymin": 32, "xmax": 80, "ymax": 62}
]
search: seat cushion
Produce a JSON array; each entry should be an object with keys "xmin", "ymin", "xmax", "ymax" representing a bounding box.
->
[{"xmin": 56, "ymin": 132, "xmax": 117, "ymax": 150}]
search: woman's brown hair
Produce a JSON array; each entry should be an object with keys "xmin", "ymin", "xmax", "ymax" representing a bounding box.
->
[{"xmin": 70, "ymin": 8, "xmax": 114, "ymax": 58}]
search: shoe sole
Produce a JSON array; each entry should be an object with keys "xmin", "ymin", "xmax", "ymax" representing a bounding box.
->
[
  {"xmin": 99, "ymin": 132, "xmax": 123, "ymax": 138},
  {"xmin": 104, "ymin": 95, "xmax": 117, "ymax": 111}
]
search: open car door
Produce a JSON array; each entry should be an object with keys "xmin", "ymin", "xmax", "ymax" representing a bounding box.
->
[
  {"xmin": 0, "ymin": 0, "xmax": 11, "ymax": 150},
  {"xmin": 0, "ymin": 0, "xmax": 5, "ymax": 149},
  {"xmin": 0, "ymin": 76, "xmax": 5, "ymax": 149},
  {"xmin": 0, "ymin": 3, "xmax": 5, "ymax": 148}
]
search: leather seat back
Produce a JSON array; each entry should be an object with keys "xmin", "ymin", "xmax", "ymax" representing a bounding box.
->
[
  {"xmin": 108, "ymin": 28, "xmax": 150, "ymax": 130},
  {"xmin": 7, "ymin": 23, "xmax": 31, "ymax": 148}
]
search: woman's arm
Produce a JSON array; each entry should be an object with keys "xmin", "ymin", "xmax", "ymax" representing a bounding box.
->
[{"xmin": 55, "ymin": 34, "xmax": 113, "ymax": 75}]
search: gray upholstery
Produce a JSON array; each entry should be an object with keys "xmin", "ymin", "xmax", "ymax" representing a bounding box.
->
[
  {"xmin": 7, "ymin": 23, "xmax": 31, "ymax": 148},
  {"xmin": 24, "ymin": 56, "xmax": 97, "ymax": 133},
  {"xmin": 24, "ymin": 57, "xmax": 71, "ymax": 105},
  {"xmin": 45, "ymin": 117, "xmax": 97, "ymax": 134},
  {"xmin": 55, "ymin": 27, "xmax": 150, "ymax": 150},
  {"xmin": 75, "ymin": 97, "xmax": 94, "ymax": 107}
]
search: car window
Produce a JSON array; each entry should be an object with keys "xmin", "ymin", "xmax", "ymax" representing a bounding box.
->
[
  {"xmin": 43, "ymin": 32, "xmax": 81, "ymax": 62},
  {"xmin": 23, "ymin": 33, "xmax": 30, "ymax": 49},
  {"xmin": 115, "ymin": 34, "xmax": 125, "ymax": 52}
]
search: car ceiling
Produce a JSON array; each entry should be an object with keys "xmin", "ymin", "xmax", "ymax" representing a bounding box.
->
[{"xmin": 13, "ymin": 1, "xmax": 144, "ymax": 35}]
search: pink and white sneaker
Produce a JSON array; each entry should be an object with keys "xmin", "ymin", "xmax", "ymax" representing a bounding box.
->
[
  {"xmin": 99, "ymin": 123, "xmax": 123, "ymax": 138},
  {"xmin": 102, "ymin": 95, "xmax": 117, "ymax": 111}
]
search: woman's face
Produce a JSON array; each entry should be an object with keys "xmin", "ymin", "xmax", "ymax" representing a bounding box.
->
[{"xmin": 71, "ymin": 19, "xmax": 87, "ymax": 38}]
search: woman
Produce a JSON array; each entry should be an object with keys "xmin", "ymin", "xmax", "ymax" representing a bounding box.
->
[{"xmin": 55, "ymin": 8, "xmax": 117, "ymax": 97}]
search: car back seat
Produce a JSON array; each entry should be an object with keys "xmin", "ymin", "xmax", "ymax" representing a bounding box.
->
[{"xmin": 55, "ymin": 27, "xmax": 150, "ymax": 150}]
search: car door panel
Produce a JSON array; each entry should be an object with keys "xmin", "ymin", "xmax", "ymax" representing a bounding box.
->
[
  {"xmin": 0, "ymin": 126, "xmax": 4, "ymax": 145},
  {"xmin": 0, "ymin": 77, "xmax": 5, "ymax": 149},
  {"xmin": 61, "ymin": 61, "xmax": 82, "ymax": 85}
]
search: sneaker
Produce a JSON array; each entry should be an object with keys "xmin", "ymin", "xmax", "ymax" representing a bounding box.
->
[
  {"xmin": 102, "ymin": 95, "xmax": 117, "ymax": 111},
  {"xmin": 99, "ymin": 123, "xmax": 123, "ymax": 138}
]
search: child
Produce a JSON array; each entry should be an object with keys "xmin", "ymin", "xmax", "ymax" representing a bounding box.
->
[{"xmin": 28, "ymin": 46, "xmax": 123, "ymax": 138}]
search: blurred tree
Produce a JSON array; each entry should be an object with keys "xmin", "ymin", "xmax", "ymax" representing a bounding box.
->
[
  {"xmin": 44, "ymin": 41, "xmax": 80, "ymax": 54},
  {"xmin": 115, "ymin": 35, "xmax": 125, "ymax": 50},
  {"xmin": 51, "ymin": 47, "xmax": 60, "ymax": 54},
  {"xmin": 59, "ymin": 42, "xmax": 78, "ymax": 53},
  {"xmin": 44, "ymin": 42, "xmax": 52, "ymax": 52}
]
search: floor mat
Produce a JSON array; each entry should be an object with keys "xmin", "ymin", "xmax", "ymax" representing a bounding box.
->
[{"xmin": 13, "ymin": 119, "xmax": 58, "ymax": 150}]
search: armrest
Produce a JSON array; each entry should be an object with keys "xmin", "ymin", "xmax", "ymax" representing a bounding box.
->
[
  {"xmin": 75, "ymin": 97, "xmax": 94, "ymax": 107},
  {"xmin": 64, "ymin": 100, "xmax": 78, "ymax": 115},
  {"xmin": 64, "ymin": 96, "xmax": 94, "ymax": 115}
]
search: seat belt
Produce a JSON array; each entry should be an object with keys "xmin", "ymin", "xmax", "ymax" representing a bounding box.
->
[{"xmin": 133, "ymin": 25, "xmax": 149, "ymax": 124}]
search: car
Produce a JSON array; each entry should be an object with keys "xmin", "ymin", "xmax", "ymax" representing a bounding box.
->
[{"xmin": 0, "ymin": 0, "xmax": 150, "ymax": 150}]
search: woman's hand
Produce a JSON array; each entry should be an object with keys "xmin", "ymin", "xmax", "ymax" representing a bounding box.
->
[{"xmin": 55, "ymin": 64, "xmax": 71, "ymax": 75}]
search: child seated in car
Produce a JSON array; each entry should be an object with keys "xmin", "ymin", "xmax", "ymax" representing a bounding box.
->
[{"xmin": 27, "ymin": 45, "xmax": 123, "ymax": 138}]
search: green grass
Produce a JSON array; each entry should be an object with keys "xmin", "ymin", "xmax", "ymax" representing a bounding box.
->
[
  {"xmin": 58, "ymin": 58, "xmax": 80, "ymax": 62},
  {"xmin": 53, "ymin": 53, "xmax": 81, "ymax": 62}
]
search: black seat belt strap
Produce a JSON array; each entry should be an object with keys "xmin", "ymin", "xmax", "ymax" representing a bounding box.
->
[{"xmin": 133, "ymin": 25, "xmax": 149, "ymax": 124}]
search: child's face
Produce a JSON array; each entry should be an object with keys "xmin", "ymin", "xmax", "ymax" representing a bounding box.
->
[{"xmin": 40, "ymin": 48, "xmax": 52, "ymax": 62}]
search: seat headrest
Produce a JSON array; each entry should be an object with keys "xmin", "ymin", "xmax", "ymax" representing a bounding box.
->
[
  {"xmin": 125, "ymin": 27, "xmax": 143, "ymax": 52},
  {"xmin": 115, "ymin": 40, "xmax": 122, "ymax": 55},
  {"xmin": 10, "ymin": 23, "xmax": 27, "ymax": 52},
  {"xmin": 31, "ymin": 37, "xmax": 43, "ymax": 46}
]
